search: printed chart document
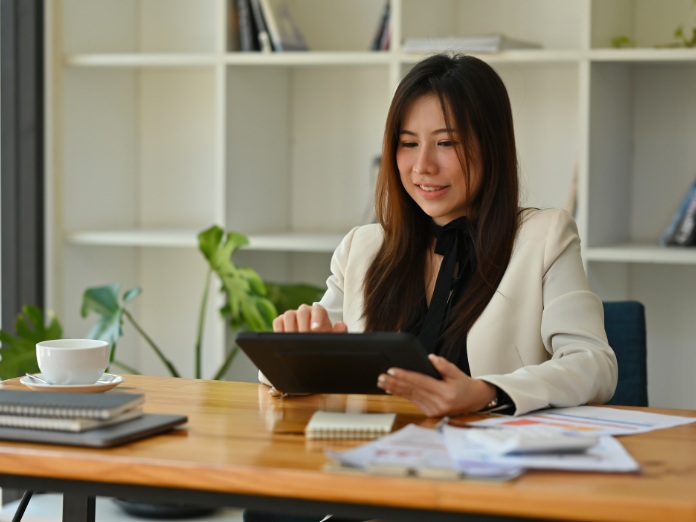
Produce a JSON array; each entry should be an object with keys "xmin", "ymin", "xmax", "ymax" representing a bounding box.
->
[
  {"xmin": 441, "ymin": 426, "xmax": 639, "ymax": 473},
  {"xmin": 468, "ymin": 406, "xmax": 696, "ymax": 436},
  {"xmin": 326, "ymin": 424, "xmax": 522, "ymax": 480}
]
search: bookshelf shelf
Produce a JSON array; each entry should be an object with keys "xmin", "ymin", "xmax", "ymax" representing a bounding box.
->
[
  {"xmin": 588, "ymin": 49, "xmax": 696, "ymax": 63},
  {"xmin": 64, "ymin": 229, "xmax": 344, "ymax": 253},
  {"xmin": 224, "ymin": 52, "xmax": 392, "ymax": 67},
  {"xmin": 65, "ymin": 54, "xmax": 220, "ymax": 67},
  {"xmin": 65, "ymin": 50, "xmax": 696, "ymax": 70},
  {"xmin": 585, "ymin": 244, "xmax": 696, "ymax": 265},
  {"xmin": 65, "ymin": 52, "xmax": 394, "ymax": 68},
  {"xmin": 399, "ymin": 50, "xmax": 583, "ymax": 65}
]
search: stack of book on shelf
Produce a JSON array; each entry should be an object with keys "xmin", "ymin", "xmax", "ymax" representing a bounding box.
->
[
  {"xmin": 0, "ymin": 390, "xmax": 144, "ymax": 432},
  {"xmin": 370, "ymin": 1, "xmax": 391, "ymax": 51},
  {"xmin": 660, "ymin": 176, "xmax": 696, "ymax": 247},
  {"xmin": 231, "ymin": 0, "xmax": 308, "ymax": 52},
  {"xmin": 402, "ymin": 34, "xmax": 542, "ymax": 54}
]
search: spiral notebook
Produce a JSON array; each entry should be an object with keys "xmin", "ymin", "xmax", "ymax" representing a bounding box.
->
[
  {"xmin": 0, "ymin": 408, "xmax": 143, "ymax": 432},
  {"xmin": 0, "ymin": 390, "xmax": 144, "ymax": 419},
  {"xmin": 305, "ymin": 411, "xmax": 396, "ymax": 440}
]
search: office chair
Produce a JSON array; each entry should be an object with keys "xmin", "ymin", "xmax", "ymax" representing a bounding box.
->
[{"xmin": 603, "ymin": 301, "xmax": 648, "ymax": 407}]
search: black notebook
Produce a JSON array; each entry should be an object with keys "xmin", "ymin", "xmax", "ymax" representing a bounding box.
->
[
  {"xmin": 0, "ymin": 390, "xmax": 144, "ymax": 420},
  {"xmin": 0, "ymin": 413, "xmax": 187, "ymax": 448}
]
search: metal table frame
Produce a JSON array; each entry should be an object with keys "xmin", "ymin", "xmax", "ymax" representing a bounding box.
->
[{"xmin": 0, "ymin": 474, "xmax": 549, "ymax": 522}]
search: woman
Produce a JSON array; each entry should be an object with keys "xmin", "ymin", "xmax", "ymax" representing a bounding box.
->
[
  {"xmin": 266, "ymin": 53, "xmax": 617, "ymax": 416},
  {"xmin": 245, "ymin": 53, "xmax": 617, "ymax": 522}
]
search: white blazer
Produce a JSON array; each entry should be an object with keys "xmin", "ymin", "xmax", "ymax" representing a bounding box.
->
[{"xmin": 318, "ymin": 208, "xmax": 618, "ymax": 415}]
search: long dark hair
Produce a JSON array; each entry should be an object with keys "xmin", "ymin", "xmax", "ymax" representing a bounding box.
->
[{"xmin": 362, "ymin": 54, "xmax": 520, "ymax": 362}]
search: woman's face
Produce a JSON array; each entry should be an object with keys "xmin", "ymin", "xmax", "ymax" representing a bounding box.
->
[{"xmin": 396, "ymin": 94, "xmax": 482, "ymax": 226}]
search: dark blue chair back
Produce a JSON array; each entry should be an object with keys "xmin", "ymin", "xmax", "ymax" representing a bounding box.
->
[{"xmin": 603, "ymin": 301, "xmax": 648, "ymax": 407}]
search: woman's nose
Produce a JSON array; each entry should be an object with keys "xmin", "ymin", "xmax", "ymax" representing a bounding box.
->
[{"xmin": 413, "ymin": 145, "xmax": 437, "ymax": 175}]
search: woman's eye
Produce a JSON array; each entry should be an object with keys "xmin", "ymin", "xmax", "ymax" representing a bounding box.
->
[
  {"xmin": 438, "ymin": 140, "xmax": 453, "ymax": 147},
  {"xmin": 400, "ymin": 142, "xmax": 417, "ymax": 148}
]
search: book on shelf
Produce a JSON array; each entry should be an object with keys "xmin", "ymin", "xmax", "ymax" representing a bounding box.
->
[
  {"xmin": 371, "ymin": 1, "xmax": 390, "ymax": 51},
  {"xmin": 669, "ymin": 192, "xmax": 696, "ymax": 247},
  {"xmin": 660, "ymin": 176, "xmax": 696, "ymax": 246},
  {"xmin": 250, "ymin": 0, "xmax": 273, "ymax": 52},
  {"xmin": 228, "ymin": 0, "xmax": 240, "ymax": 51},
  {"xmin": 0, "ymin": 408, "xmax": 143, "ymax": 433},
  {"xmin": 235, "ymin": 0, "xmax": 260, "ymax": 52},
  {"xmin": 259, "ymin": 0, "xmax": 308, "ymax": 52},
  {"xmin": 0, "ymin": 390, "xmax": 144, "ymax": 420},
  {"xmin": 402, "ymin": 34, "xmax": 542, "ymax": 54}
]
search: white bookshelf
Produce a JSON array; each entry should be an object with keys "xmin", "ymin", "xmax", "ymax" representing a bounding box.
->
[
  {"xmin": 46, "ymin": 0, "xmax": 696, "ymax": 408},
  {"xmin": 64, "ymin": 229, "xmax": 344, "ymax": 252},
  {"xmin": 586, "ymin": 244, "xmax": 696, "ymax": 265}
]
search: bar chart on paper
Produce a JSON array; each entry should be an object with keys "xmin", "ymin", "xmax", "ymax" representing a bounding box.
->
[{"xmin": 469, "ymin": 406, "xmax": 696, "ymax": 437}]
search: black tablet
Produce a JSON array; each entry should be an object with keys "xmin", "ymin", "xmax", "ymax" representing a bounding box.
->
[{"xmin": 235, "ymin": 332, "xmax": 441, "ymax": 395}]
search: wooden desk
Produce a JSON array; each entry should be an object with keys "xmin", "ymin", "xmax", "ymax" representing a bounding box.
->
[{"xmin": 0, "ymin": 376, "xmax": 695, "ymax": 522}]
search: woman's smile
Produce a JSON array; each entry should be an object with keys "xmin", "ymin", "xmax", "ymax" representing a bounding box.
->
[{"xmin": 415, "ymin": 183, "xmax": 450, "ymax": 198}]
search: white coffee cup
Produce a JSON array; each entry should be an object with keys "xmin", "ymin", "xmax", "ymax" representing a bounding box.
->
[{"xmin": 36, "ymin": 339, "xmax": 110, "ymax": 385}]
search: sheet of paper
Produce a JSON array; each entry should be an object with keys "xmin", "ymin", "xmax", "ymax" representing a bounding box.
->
[
  {"xmin": 442, "ymin": 426, "xmax": 639, "ymax": 473},
  {"xmin": 467, "ymin": 406, "xmax": 696, "ymax": 437},
  {"xmin": 326, "ymin": 424, "xmax": 523, "ymax": 480}
]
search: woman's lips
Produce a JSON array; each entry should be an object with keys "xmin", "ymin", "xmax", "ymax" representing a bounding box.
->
[{"xmin": 416, "ymin": 184, "xmax": 449, "ymax": 199}]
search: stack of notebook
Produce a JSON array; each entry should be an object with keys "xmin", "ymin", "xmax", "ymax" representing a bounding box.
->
[{"xmin": 0, "ymin": 390, "xmax": 187, "ymax": 447}]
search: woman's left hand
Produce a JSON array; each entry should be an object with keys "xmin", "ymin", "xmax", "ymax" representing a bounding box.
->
[{"xmin": 377, "ymin": 354, "xmax": 497, "ymax": 417}]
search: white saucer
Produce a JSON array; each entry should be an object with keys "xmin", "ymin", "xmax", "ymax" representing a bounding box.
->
[{"xmin": 20, "ymin": 373, "xmax": 125, "ymax": 393}]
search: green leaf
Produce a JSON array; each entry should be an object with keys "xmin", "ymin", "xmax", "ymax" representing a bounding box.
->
[
  {"xmin": 122, "ymin": 287, "xmax": 142, "ymax": 305},
  {"xmin": 240, "ymin": 298, "xmax": 268, "ymax": 331},
  {"xmin": 81, "ymin": 283, "xmax": 143, "ymax": 358},
  {"xmin": 255, "ymin": 296, "xmax": 278, "ymax": 325},
  {"xmin": 81, "ymin": 282, "xmax": 121, "ymax": 318},
  {"xmin": 238, "ymin": 266, "xmax": 266, "ymax": 296},
  {"xmin": 265, "ymin": 283, "xmax": 326, "ymax": 314},
  {"xmin": 611, "ymin": 35, "xmax": 635, "ymax": 49},
  {"xmin": 198, "ymin": 226, "xmax": 224, "ymax": 261},
  {"xmin": 0, "ymin": 306, "xmax": 63, "ymax": 380},
  {"xmin": 218, "ymin": 232, "xmax": 249, "ymax": 261}
]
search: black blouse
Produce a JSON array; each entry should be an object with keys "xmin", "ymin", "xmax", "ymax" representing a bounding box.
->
[
  {"xmin": 402, "ymin": 216, "xmax": 476, "ymax": 375},
  {"xmin": 401, "ymin": 217, "xmax": 514, "ymax": 412}
]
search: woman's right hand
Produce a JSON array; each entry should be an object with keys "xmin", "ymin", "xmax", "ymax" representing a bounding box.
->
[{"xmin": 272, "ymin": 303, "xmax": 347, "ymax": 333}]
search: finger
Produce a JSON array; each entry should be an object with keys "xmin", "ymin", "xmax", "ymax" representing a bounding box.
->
[
  {"xmin": 332, "ymin": 321, "xmax": 348, "ymax": 333},
  {"xmin": 428, "ymin": 354, "xmax": 464, "ymax": 380},
  {"xmin": 378, "ymin": 374, "xmax": 444, "ymax": 414},
  {"xmin": 282, "ymin": 311, "xmax": 298, "ymax": 332},
  {"xmin": 296, "ymin": 304, "xmax": 312, "ymax": 332},
  {"xmin": 378, "ymin": 373, "xmax": 432, "ymax": 403},
  {"xmin": 310, "ymin": 304, "xmax": 333, "ymax": 332},
  {"xmin": 386, "ymin": 367, "xmax": 448, "ymax": 396},
  {"xmin": 272, "ymin": 315, "xmax": 285, "ymax": 332}
]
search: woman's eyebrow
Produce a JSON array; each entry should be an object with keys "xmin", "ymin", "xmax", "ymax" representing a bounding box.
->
[{"xmin": 399, "ymin": 128, "xmax": 456, "ymax": 136}]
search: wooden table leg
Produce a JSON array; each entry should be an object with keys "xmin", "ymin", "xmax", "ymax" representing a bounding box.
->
[{"xmin": 62, "ymin": 494, "xmax": 95, "ymax": 522}]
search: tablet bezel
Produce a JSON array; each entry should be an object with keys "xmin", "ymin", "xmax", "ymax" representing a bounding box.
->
[{"xmin": 235, "ymin": 332, "xmax": 441, "ymax": 395}]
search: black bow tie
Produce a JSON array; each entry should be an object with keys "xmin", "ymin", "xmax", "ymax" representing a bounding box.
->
[{"xmin": 418, "ymin": 216, "xmax": 476, "ymax": 354}]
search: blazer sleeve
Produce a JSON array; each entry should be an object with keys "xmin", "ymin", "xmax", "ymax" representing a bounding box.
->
[
  {"xmin": 478, "ymin": 210, "xmax": 619, "ymax": 415},
  {"xmin": 317, "ymin": 226, "xmax": 361, "ymax": 326},
  {"xmin": 258, "ymin": 227, "xmax": 361, "ymax": 388}
]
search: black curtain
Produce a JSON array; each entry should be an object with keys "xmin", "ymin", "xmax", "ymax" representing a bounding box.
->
[{"xmin": 1, "ymin": 0, "xmax": 45, "ymax": 334}]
